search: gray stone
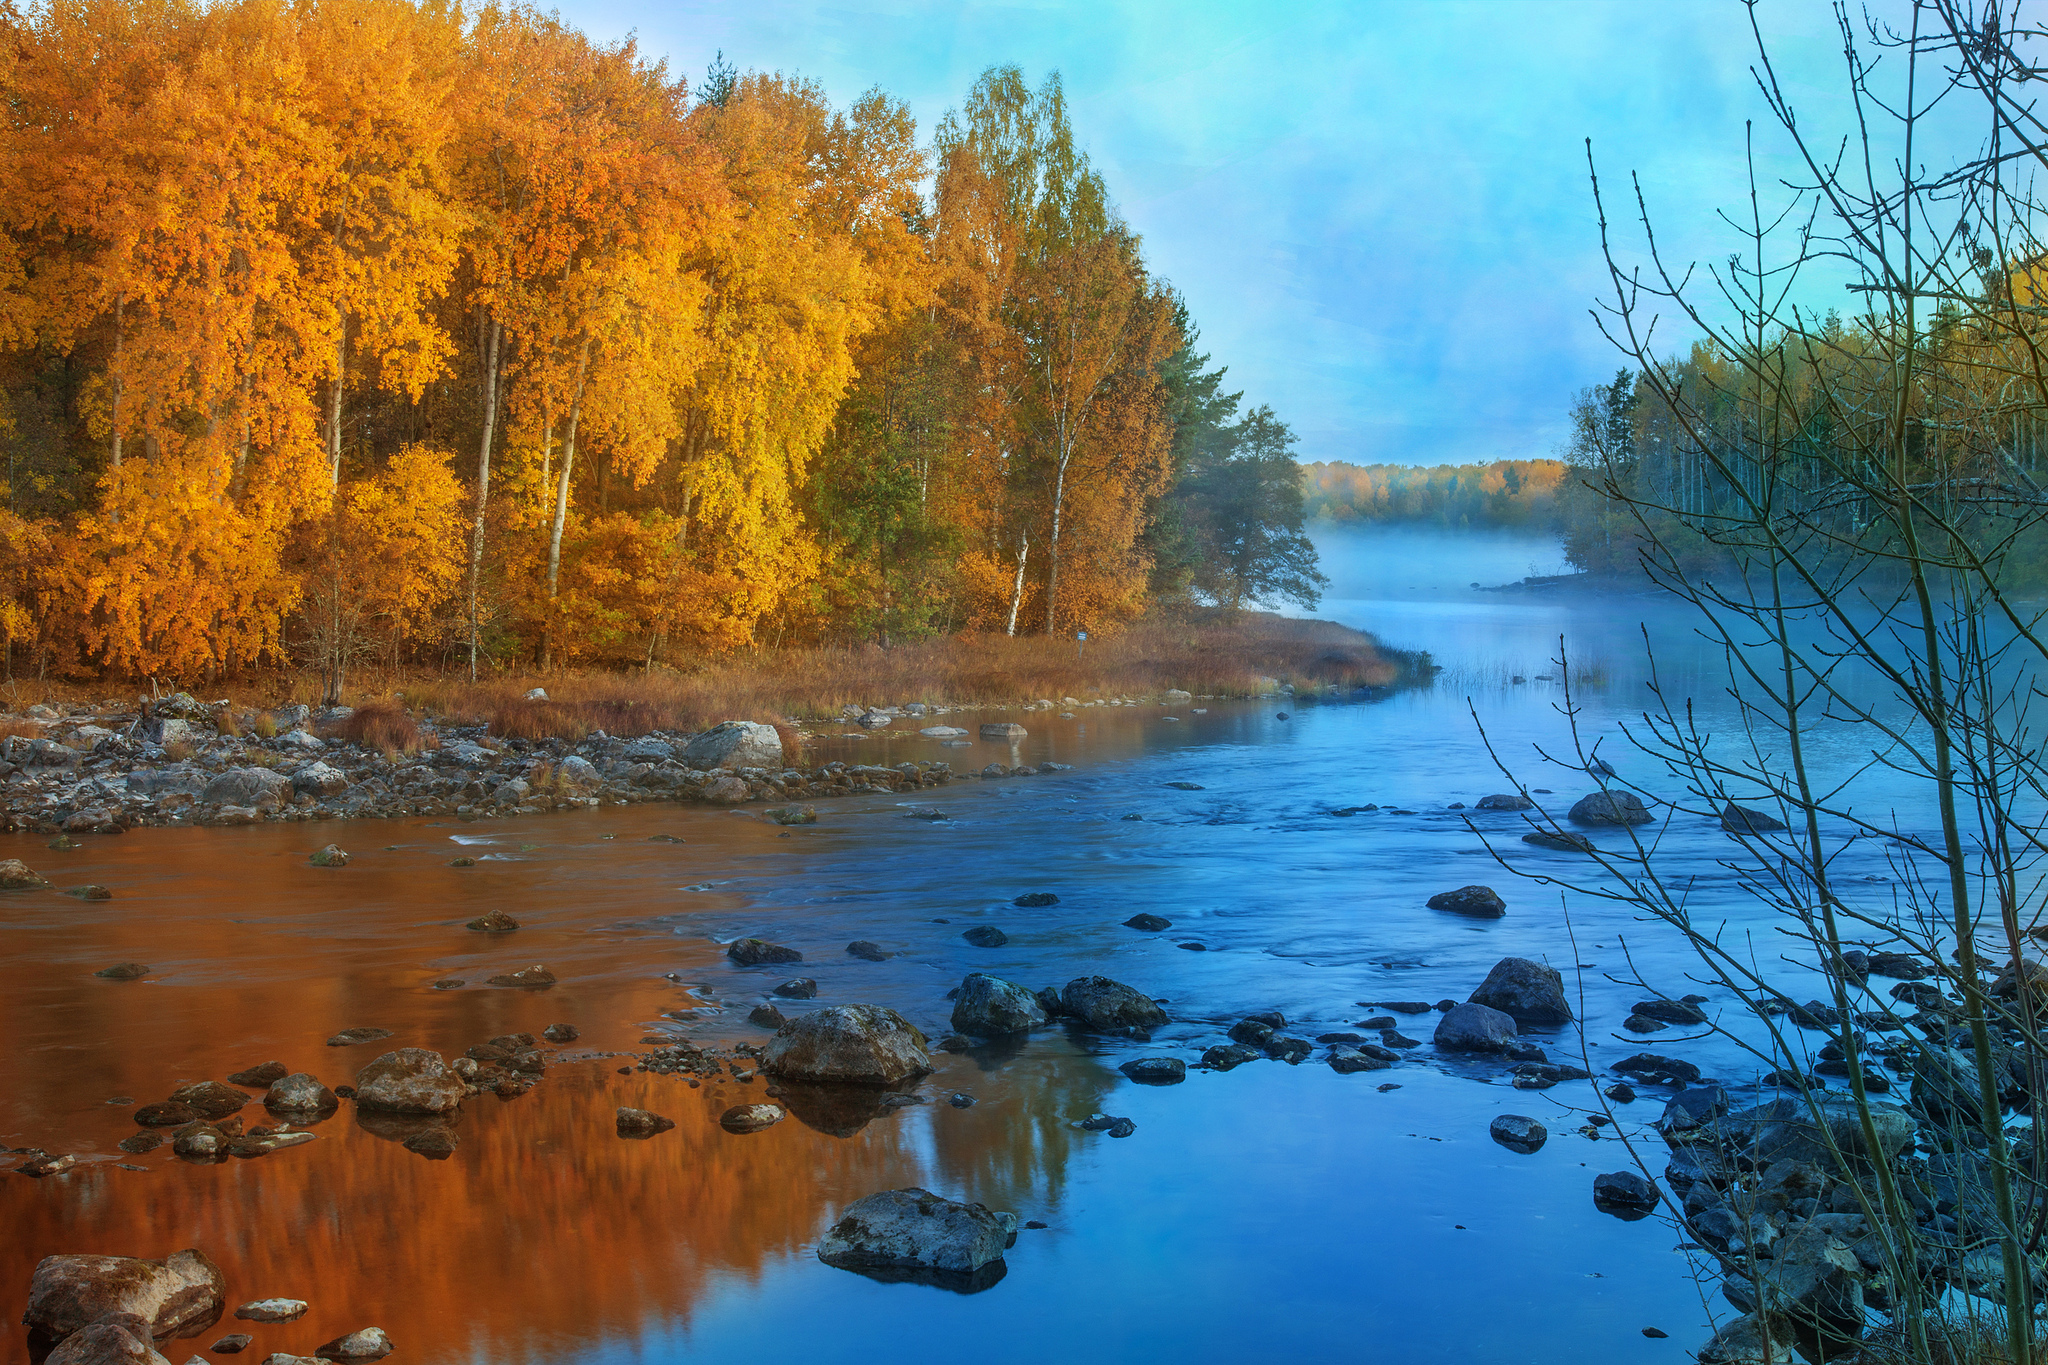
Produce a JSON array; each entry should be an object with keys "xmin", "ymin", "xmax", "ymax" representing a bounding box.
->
[
  {"xmin": 979, "ymin": 723, "xmax": 1028, "ymax": 740},
  {"xmin": 728, "ymin": 938, "xmax": 801, "ymax": 966},
  {"xmin": 615, "ymin": 1108, "xmax": 674, "ymax": 1137},
  {"xmin": 1569, "ymin": 790, "xmax": 1653, "ymax": 825},
  {"xmin": 1468, "ymin": 957, "xmax": 1573, "ymax": 1023},
  {"xmin": 950, "ymin": 973, "xmax": 1046, "ymax": 1036},
  {"xmin": 1426, "ymin": 884, "xmax": 1506, "ymax": 917},
  {"xmin": 1475, "ymin": 793, "xmax": 1533, "ymax": 810},
  {"xmin": 718, "ymin": 1104, "xmax": 783, "ymax": 1133},
  {"xmin": 312, "ymin": 1327, "xmax": 392, "ymax": 1361},
  {"xmin": 1696, "ymin": 1314, "xmax": 1796, "ymax": 1365},
  {"xmin": 1721, "ymin": 802, "xmax": 1788, "ymax": 833},
  {"xmin": 1432, "ymin": 1002, "xmax": 1519, "ymax": 1053},
  {"xmin": 1489, "ymin": 1114, "xmax": 1547, "ymax": 1152},
  {"xmin": 291, "ymin": 762, "xmax": 348, "ymax": 798},
  {"xmin": 772, "ymin": 978, "xmax": 818, "ymax": 999},
  {"xmin": 817, "ymin": 1188, "xmax": 1012, "ymax": 1279},
  {"xmin": 233, "ymin": 1300, "xmax": 308, "ymax": 1323},
  {"xmin": 761, "ymin": 1004, "xmax": 931, "ymax": 1086},
  {"xmin": 353, "ymin": 1049, "xmax": 464, "ymax": 1114},
  {"xmin": 1060, "ymin": 976, "xmax": 1169, "ymax": 1034},
  {"xmin": 961, "ymin": 926, "xmax": 1008, "ymax": 948},
  {"xmin": 44, "ymin": 1318, "xmax": 170, "ymax": 1365},
  {"xmin": 263, "ymin": 1074, "xmax": 337, "ymax": 1113},
  {"xmin": 1119, "ymin": 1057, "xmax": 1187, "ymax": 1084},
  {"xmin": 1592, "ymin": 1169, "xmax": 1660, "ymax": 1214},
  {"xmin": 682, "ymin": 721, "xmax": 784, "ymax": 771},
  {"xmin": 200, "ymin": 768, "xmax": 290, "ymax": 811},
  {"xmin": 25, "ymin": 1250, "xmax": 225, "ymax": 1342}
]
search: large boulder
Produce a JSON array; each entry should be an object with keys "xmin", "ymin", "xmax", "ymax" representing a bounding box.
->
[
  {"xmin": 292, "ymin": 762, "xmax": 349, "ymax": 798},
  {"xmin": 761, "ymin": 1005, "xmax": 931, "ymax": 1087},
  {"xmin": 1060, "ymin": 976, "xmax": 1168, "ymax": 1035},
  {"xmin": 1468, "ymin": 957, "xmax": 1573, "ymax": 1023},
  {"xmin": 682, "ymin": 721, "xmax": 783, "ymax": 771},
  {"xmin": 1426, "ymin": 885, "xmax": 1506, "ymax": 918},
  {"xmin": 950, "ymin": 974, "xmax": 1046, "ymax": 1036},
  {"xmin": 44, "ymin": 1316, "xmax": 170, "ymax": 1365},
  {"xmin": 0, "ymin": 857, "xmax": 50, "ymax": 889},
  {"xmin": 199, "ymin": 767, "xmax": 290, "ymax": 811},
  {"xmin": 817, "ymin": 1188, "xmax": 1013, "ymax": 1281},
  {"xmin": 1724, "ymin": 1224, "xmax": 1865, "ymax": 1357},
  {"xmin": 1747, "ymin": 1095, "xmax": 1915, "ymax": 1165},
  {"xmin": 25, "ymin": 1250, "xmax": 225, "ymax": 1343},
  {"xmin": 1432, "ymin": 1002, "xmax": 1518, "ymax": 1053},
  {"xmin": 353, "ymin": 1049, "xmax": 464, "ymax": 1114},
  {"xmin": 1569, "ymin": 791, "xmax": 1652, "ymax": 826}
]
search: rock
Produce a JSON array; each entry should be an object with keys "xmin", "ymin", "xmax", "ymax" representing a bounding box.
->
[
  {"xmin": 485, "ymin": 964, "xmax": 555, "ymax": 987},
  {"xmin": 25, "ymin": 1250, "xmax": 225, "ymax": 1342},
  {"xmin": 1655, "ymin": 1086, "xmax": 1731, "ymax": 1136},
  {"xmin": 747, "ymin": 1003, "xmax": 786, "ymax": 1029},
  {"xmin": 43, "ymin": 1318, "xmax": 171, "ymax": 1365},
  {"xmin": 817, "ymin": 1188, "xmax": 1012, "ymax": 1285},
  {"xmin": 325, "ymin": 1027, "xmax": 393, "ymax": 1047},
  {"xmin": 1201, "ymin": 1043, "xmax": 1261, "ymax": 1071},
  {"xmin": 229, "ymin": 1132, "xmax": 317, "ymax": 1158},
  {"xmin": 961, "ymin": 926, "xmax": 1008, "ymax": 948},
  {"xmin": 226, "ymin": 1062, "xmax": 288, "ymax": 1088},
  {"xmin": 950, "ymin": 973, "xmax": 1047, "ymax": 1036},
  {"xmin": 1228, "ymin": 1019, "xmax": 1274, "ymax": 1048},
  {"xmin": 1327, "ymin": 1046, "xmax": 1394, "ymax": 1073},
  {"xmin": 542, "ymin": 1023, "xmax": 579, "ymax": 1043},
  {"xmin": 292, "ymin": 762, "xmax": 349, "ymax": 798},
  {"xmin": 264, "ymin": 1074, "xmax": 337, "ymax": 1113},
  {"xmin": 1569, "ymin": 790, "xmax": 1652, "ymax": 825},
  {"xmin": 616, "ymin": 1107, "xmax": 675, "ymax": 1137},
  {"xmin": 1721, "ymin": 802, "xmax": 1787, "ymax": 833},
  {"xmin": 465, "ymin": 909, "xmax": 518, "ymax": 932},
  {"xmin": 1632, "ymin": 997, "xmax": 1707, "ymax": 1025},
  {"xmin": 772, "ymin": 978, "xmax": 818, "ymax": 999},
  {"xmin": 761, "ymin": 1004, "xmax": 931, "ymax": 1086},
  {"xmin": 1490, "ymin": 1114, "xmax": 1547, "ymax": 1152},
  {"xmin": 1468, "ymin": 957, "xmax": 1573, "ymax": 1023},
  {"xmin": 307, "ymin": 844, "xmax": 349, "ymax": 868},
  {"xmin": 0, "ymin": 857, "xmax": 50, "ymax": 889},
  {"xmin": 353, "ymin": 1049, "xmax": 464, "ymax": 1114},
  {"xmin": 66, "ymin": 885, "xmax": 114, "ymax": 900},
  {"xmin": 919, "ymin": 726, "xmax": 967, "ymax": 738},
  {"xmin": 1696, "ymin": 1315, "xmax": 1796, "ymax": 1365},
  {"xmin": 117, "ymin": 1133, "xmax": 162, "ymax": 1155},
  {"xmin": 312, "ymin": 1327, "xmax": 392, "ymax": 1361},
  {"xmin": 846, "ymin": 940, "xmax": 892, "ymax": 961},
  {"xmin": 979, "ymin": 723, "xmax": 1027, "ymax": 740},
  {"xmin": 94, "ymin": 963, "xmax": 150, "ymax": 981},
  {"xmin": 1060, "ymin": 976, "xmax": 1169, "ymax": 1035},
  {"xmin": 550, "ymin": 755, "xmax": 601, "ymax": 794},
  {"xmin": 1119, "ymin": 1057, "xmax": 1187, "ymax": 1084},
  {"xmin": 766, "ymin": 805, "xmax": 817, "ymax": 826},
  {"xmin": 212, "ymin": 1335, "xmax": 254, "ymax": 1354},
  {"xmin": 134, "ymin": 1102, "xmax": 197, "ymax": 1127},
  {"xmin": 1732, "ymin": 1223, "xmax": 1864, "ymax": 1355},
  {"xmin": 233, "ymin": 1299, "xmax": 308, "ymax": 1323},
  {"xmin": 1867, "ymin": 952, "xmax": 1928, "ymax": 980},
  {"xmin": 1426, "ymin": 885, "xmax": 1506, "ymax": 917},
  {"xmin": 1611, "ymin": 1052, "xmax": 1701, "ymax": 1086},
  {"xmin": 701, "ymin": 775, "xmax": 751, "ymax": 805},
  {"xmin": 1432, "ymin": 1002, "xmax": 1519, "ymax": 1053},
  {"xmin": 1747, "ymin": 1095, "xmax": 1915, "ymax": 1165},
  {"xmin": 728, "ymin": 938, "xmax": 802, "ymax": 966},
  {"xmin": 719, "ymin": 1104, "xmax": 783, "ymax": 1133},
  {"xmin": 167, "ymin": 1082, "xmax": 248, "ymax": 1121},
  {"xmin": 1475, "ymin": 793, "xmax": 1533, "ymax": 810},
  {"xmin": 200, "ymin": 768, "xmax": 290, "ymax": 811},
  {"xmin": 1122, "ymin": 913, "xmax": 1171, "ymax": 931},
  {"xmin": 1592, "ymin": 1169, "xmax": 1660, "ymax": 1215},
  {"xmin": 1521, "ymin": 831, "xmax": 1595, "ymax": 852},
  {"xmin": 681, "ymin": 721, "xmax": 783, "ymax": 770}
]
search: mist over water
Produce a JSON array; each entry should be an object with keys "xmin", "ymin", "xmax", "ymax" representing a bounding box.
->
[{"xmin": 4, "ymin": 525, "xmax": 1941, "ymax": 1365}]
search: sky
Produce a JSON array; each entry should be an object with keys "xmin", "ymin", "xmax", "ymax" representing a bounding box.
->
[{"xmin": 550, "ymin": 0, "xmax": 1921, "ymax": 467}]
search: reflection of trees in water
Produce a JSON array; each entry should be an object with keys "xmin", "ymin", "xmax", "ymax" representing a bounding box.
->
[{"xmin": 924, "ymin": 1040, "xmax": 1117, "ymax": 1214}]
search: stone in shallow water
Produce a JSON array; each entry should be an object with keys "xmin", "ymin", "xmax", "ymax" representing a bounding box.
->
[
  {"xmin": 484, "ymin": 964, "xmax": 555, "ymax": 988},
  {"xmin": 465, "ymin": 909, "xmax": 518, "ymax": 931},
  {"xmin": 1489, "ymin": 1114, "xmax": 1548, "ymax": 1153},
  {"xmin": 226, "ymin": 1062, "xmax": 288, "ymax": 1088},
  {"xmin": 846, "ymin": 940, "xmax": 892, "ymax": 961},
  {"xmin": 325, "ymin": 1027, "xmax": 394, "ymax": 1047},
  {"xmin": 313, "ymin": 1326, "xmax": 393, "ymax": 1361},
  {"xmin": 308, "ymin": 844, "xmax": 350, "ymax": 867},
  {"xmin": 961, "ymin": 926, "xmax": 1007, "ymax": 948},
  {"xmin": 233, "ymin": 1299, "xmax": 308, "ymax": 1324},
  {"xmin": 1119, "ymin": 1057, "xmax": 1186, "ymax": 1084},
  {"xmin": 1426, "ymin": 884, "xmax": 1506, "ymax": 918},
  {"xmin": 1123, "ymin": 913, "xmax": 1171, "ymax": 932},
  {"xmin": 65, "ymin": 885, "xmax": 113, "ymax": 901},
  {"xmin": 719, "ymin": 1104, "xmax": 783, "ymax": 1133},
  {"xmin": 761, "ymin": 1005, "xmax": 930, "ymax": 1087},
  {"xmin": 1012, "ymin": 892, "xmax": 1059, "ymax": 907},
  {"xmin": 817, "ymin": 1188, "xmax": 1014, "ymax": 1287},
  {"xmin": 728, "ymin": 938, "xmax": 801, "ymax": 966},
  {"xmin": 616, "ymin": 1108, "xmax": 674, "ymax": 1138},
  {"xmin": 94, "ymin": 963, "xmax": 149, "ymax": 980}
]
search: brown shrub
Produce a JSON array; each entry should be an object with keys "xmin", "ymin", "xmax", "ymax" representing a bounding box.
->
[{"xmin": 328, "ymin": 699, "xmax": 421, "ymax": 755}]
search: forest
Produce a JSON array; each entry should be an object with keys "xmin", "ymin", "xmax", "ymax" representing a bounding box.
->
[
  {"xmin": 1300, "ymin": 458, "xmax": 1567, "ymax": 530},
  {"xmin": 0, "ymin": 0, "xmax": 1324, "ymax": 691}
]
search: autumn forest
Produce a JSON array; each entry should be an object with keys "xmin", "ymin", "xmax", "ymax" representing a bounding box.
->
[{"xmin": 0, "ymin": 0, "xmax": 1328, "ymax": 689}]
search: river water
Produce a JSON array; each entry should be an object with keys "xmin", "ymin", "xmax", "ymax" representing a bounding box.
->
[{"xmin": 0, "ymin": 526, "xmax": 1932, "ymax": 1364}]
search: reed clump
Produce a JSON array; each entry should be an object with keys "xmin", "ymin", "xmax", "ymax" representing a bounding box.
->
[{"xmin": 327, "ymin": 699, "xmax": 422, "ymax": 755}]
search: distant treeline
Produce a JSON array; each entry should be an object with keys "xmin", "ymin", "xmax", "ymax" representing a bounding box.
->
[{"xmin": 1300, "ymin": 460, "xmax": 1567, "ymax": 529}]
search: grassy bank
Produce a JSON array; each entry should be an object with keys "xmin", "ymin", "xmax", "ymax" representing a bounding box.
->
[{"xmin": 2, "ymin": 611, "xmax": 1428, "ymax": 740}]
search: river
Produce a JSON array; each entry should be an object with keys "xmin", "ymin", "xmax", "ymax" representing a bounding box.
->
[{"xmin": 0, "ymin": 525, "xmax": 1926, "ymax": 1364}]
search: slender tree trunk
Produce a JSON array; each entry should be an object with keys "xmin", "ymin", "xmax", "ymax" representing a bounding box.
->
[
  {"xmin": 327, "ymin": 320, "xmax": 347, "ymax": 489},
  {"xmin": 1044, "ymin": 442, "xmax": 1071, "ymax": 634},
  {"xmin": 234, "ymin": 374, "xmax": 251, "ymax": 497},
  {"xmin": 109, "ymin": 293, "xmax": 124, "ymax": 524},
  {"xmin": 467, "ymin": 315, "xmax": 503, "ymax": 682},
  {"xmin": 1005, "ymin": 532, "xmax": 1029, "ymax": 636},
  {"xmin": 546, "ymin": 341, "xmax": 590, "ymax": 598}
]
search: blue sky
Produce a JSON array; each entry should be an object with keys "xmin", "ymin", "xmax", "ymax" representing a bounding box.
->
[{"xmin": 553, "ymin": 0, "xmax": 1905, "ymax": 466}]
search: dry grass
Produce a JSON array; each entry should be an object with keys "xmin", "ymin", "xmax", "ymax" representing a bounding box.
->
[
  {"xmin": 251, "ymin": 713, "xmax": 278, "ymax": 739},
  {"xmin": 326, "ymin": 699, "xmax": 423, "ymax": 755},
  {"xmin": 0, "ymin": 717, "xmax": 40, "ymax": 740},
  {"xmin": 0, "ymin": 611, "xmax": 1425, "ymax": 738}
]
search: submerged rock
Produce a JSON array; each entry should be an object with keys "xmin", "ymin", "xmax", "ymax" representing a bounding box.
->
[
  {"xmin": 761, "ymin": 1004, "xmax": 931, "ymax": 1087},
  {"xmin": 1122, "ymin": 913, "xmax": 1172, "ymax": 931},
  {"xmin": 1119, "ymin": 1057, "xmax": 1187, "ymax": 1084},
  {"xmin": 325, "ymin": 1028, "xmax": 393, "ymax": 1047},
  {"xmin": 846, "ymin": 940, "xmax": 892, "ymax": 961},
  {"xmin": 728, "ymin": 938, "xmax": 802, "ymax": 966},
  {"xmin": 26, "ymin": 1249, "xmax": 225, "ymax": 1342},
  {"xmin": 719, "ymin": 1104, "xmax": 784, "ymax": 1133},
  {"xmin": 1060, "ymin": 976, "xmax": 1168, "ymax": 1035},
  {"xmin": 615, "ymin": 1107, "xmax": 674, "ymax": 1138},
  {"xmin": 484, "ymin": 964, "xmax": 555, "ymax": 987},
  {"xmin": 950, "ymin": 973, "xmax": 1046, "ymax": 1036},
  {"xmin": 307, "ymin": 844, "xmax": 350, "ymax": 868},
  {"xmin": 1467, "ymin": 957, "xmax": 1573, "ymax": 1023},
  {"xmin": 817, "ymin": 1188, "xmax": 1013, "ymax": 1288},
  {"xmin": 1720, "ymin": 802, "xmax": 1787, "ymax": 834},
  {"xmin": 961, "ymin": 925, "xmax": 1008, "ymax": 948},
  {"xmin": 465, "ymin": 909, "xmax": 518, "ymax": 932},
  {"xmin": 1426, "ymin": 885, "xmax": 1506, "ymax": 918},
  {"xmin": 1521, "ymin": 831, "xmax": 1595, "ymax": 852},
  {"xmin": 225, "ymin": 1062, "xmax": 288, "ymax": 1088},
  {"xmin": 1432, "ymin": 1002, "xmax": 1519, "ymax": 1053},
  {"xmin": 1475, "ymin": 793, "xmax": 1534, "ymax": 810},
  {"xmin": 1569, "ymin": 791, "xmax": 1652, "ymax": 826},
  {"xmin": 94, "ymin": 963, "xmax": 150, "ymax": 981},
  {"xmin": 1013, "ymin": 892, "xmax": 1059, "ymax": 907},
  {"xmin": 353, "ymin": 1049, "xmax": 464, "ymax": 1114}
]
